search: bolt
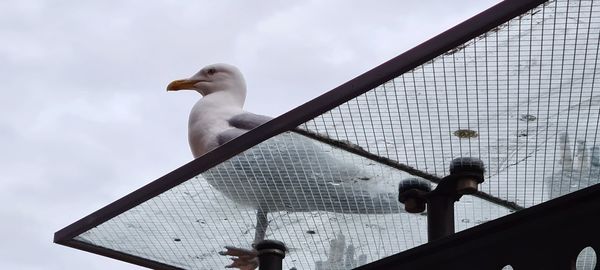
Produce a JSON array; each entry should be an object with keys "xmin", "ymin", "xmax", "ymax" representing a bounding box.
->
[
  {"xmin": 398, "ymin": 178, "xmax": 432, "ymax": 213},
  {"xmin": 449, "ymin": 157, "xmax": 485, "ymax": 194}
]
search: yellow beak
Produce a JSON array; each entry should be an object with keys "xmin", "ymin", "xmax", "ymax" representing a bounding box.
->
[{"xmin": 166, "ymin": 79, "xmax": 202, "ymax": 91}]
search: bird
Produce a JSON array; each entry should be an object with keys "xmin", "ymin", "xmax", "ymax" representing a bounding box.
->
[{"xmin": 167, "ymin": 63, "xmax": 405, "ymax": 269}]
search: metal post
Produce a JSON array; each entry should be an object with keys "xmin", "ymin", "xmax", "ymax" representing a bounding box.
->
[
  {"xmin": 255, "ymin": 240, "xmax": 286, "ymax": 270},
  {"xmin": 427, "ymin": 195, "xmax": 456, "ymax": 241},
  {"xmin": 398, "ymin": 157, "xmax": 485, "ymax": 243}
]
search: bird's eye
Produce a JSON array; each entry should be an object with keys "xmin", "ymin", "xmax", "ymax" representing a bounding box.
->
[{"xmin": 207, "ymin": 68, "xmax": 217, "ymax": 75}]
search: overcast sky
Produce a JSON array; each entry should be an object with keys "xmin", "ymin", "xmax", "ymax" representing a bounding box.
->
[{"xmin": 0, "ymin": 0, "xmax": 501, "ymax": 269}]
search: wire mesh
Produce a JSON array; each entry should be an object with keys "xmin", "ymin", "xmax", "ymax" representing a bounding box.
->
[
  {"xmin": 76, "ymin": 132, "xmax": 510, "ymax": 269},
  {"xmin": 302, "ymin": 0, "xmax": 600, "ymax": 208},
  {"xmin": 70, "ymin": 0, "xmax": 600, "ymax": 269}
]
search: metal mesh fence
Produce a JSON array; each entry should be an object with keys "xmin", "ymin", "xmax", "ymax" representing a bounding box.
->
[
  {"xmin": 76, "ymin": 133, "xmax": 510, "ymax": 269},
  {"xmin": 302, "ymin": 0, "xmax": 600, "ymax": 207}
]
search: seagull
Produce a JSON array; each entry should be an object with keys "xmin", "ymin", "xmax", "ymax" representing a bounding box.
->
[{"xmin": 167, "ymin": 63, "xmax": 404, "ymax": 269}]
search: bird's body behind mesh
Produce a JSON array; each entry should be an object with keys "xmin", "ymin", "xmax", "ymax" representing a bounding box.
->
[{"xmin": 203, "ymin": 132, "xmax": 405, "ymax": 214}]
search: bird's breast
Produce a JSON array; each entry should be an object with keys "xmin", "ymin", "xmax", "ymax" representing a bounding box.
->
[
  {"xmin": 187, "ymin": 103, "xmax": 241, "ymax": 158},
  {"xmin": 188, "ymin": 119, "xmax": 230, "ymax": 158}
]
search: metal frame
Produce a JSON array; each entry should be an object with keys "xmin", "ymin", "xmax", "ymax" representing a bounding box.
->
[
  {"xmin": 54, "ymin": 0, "xmax": 548, "ymax": 268},
  {"xmin": 356, "ymin": 182, "xmax": 600, "ymax": 269}
]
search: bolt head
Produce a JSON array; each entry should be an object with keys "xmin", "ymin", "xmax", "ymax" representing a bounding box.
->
[
  {"xmin": 450, "ymin": 157, "xmax": 485, "ymax": 175},
  {"xmin": 398, "ymin": 178, "xmax": 432, "ymax": 194},
  {"xmin": 398, "ymin": 178, "xmax": 431, "ymax": 213},
  {"xmin": 449, "ymin": 157, "xmax": 485, "ymax": 189}
]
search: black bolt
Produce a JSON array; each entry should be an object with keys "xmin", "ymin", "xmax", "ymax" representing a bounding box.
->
[
  {"xmin": 449, "ymin": 157, "xmax": 485, "ymax": 194},
  {"xmin": 398, "ymin": 178, "xmax": 432, "ymax": 213},
  {"xmin": 449, "ymin": 157, "xmax": 485, "ymax": 178},
  {"xmin": 398, "ymin": 177, "xmax": 433, "ymax": 194}
]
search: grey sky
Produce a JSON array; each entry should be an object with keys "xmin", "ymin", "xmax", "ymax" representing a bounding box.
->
[{"xmin": 0, "ymin": 0, "xmax": 501, "ymax": 269}]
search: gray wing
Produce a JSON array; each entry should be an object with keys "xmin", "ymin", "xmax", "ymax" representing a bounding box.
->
[
  {"xmin": 217, "ymin": 112, "xmax": 274, "ymax": 146},
  {"xmin": 228, "ymin": 112, "xmax": 273, "ymax": 130}
]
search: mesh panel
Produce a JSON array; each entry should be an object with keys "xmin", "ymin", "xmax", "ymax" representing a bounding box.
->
[
  {"xmin": 76, "ymin": 132, "xmax": 510, "ymax": 269},
  {"xmin": 302, "ymin": 0, "xmax": 600, "ymax": 207}
]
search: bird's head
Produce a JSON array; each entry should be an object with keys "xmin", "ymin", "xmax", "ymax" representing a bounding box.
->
[{"xmin": 167, "ymin": 63, "xmax": 247, "ymax": 98}]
